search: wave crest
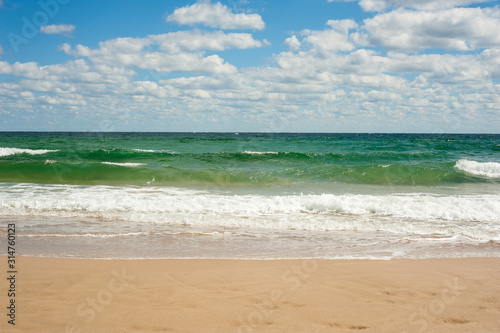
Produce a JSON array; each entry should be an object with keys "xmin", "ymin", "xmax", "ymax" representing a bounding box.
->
[
  {"xmin": 101, "ymin": 162, "xmax": 145, "ymax": 167},
  {"xmin": 0, "ymin": 147, "xmax": 58, "ymax": 157},
  {"xmin": 455, "ymin": 159, "xmax": 500, "ymax": 178}
]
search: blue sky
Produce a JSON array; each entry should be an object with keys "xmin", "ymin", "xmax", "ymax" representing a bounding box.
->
[{"xmin": 1, "ymin": 0, "xmax": 499, "ymax": 132}]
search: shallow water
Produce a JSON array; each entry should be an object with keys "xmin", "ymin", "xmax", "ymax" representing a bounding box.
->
[{"xmin": 1, "ymin": 132, "xmax": 499, "ymax": 259}]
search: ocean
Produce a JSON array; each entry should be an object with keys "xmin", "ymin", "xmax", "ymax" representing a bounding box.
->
[{"xmin": 0, "ymin": 132, "xmax": 499, "ymax": 259}]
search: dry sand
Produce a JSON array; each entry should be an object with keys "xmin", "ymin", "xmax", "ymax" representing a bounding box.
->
[{"xmin": 1, "ymin": 256, "xmax": 500, "ymax": 332}]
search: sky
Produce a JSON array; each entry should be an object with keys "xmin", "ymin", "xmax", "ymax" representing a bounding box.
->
[{"xmin": 0, "ymin": 0, "xmax": 499, "ymax": 132}]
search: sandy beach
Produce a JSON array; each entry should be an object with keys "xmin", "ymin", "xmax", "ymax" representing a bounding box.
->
[{"xmin": 1, "ymin": 256, "xmax": 499, "ymax": 332}]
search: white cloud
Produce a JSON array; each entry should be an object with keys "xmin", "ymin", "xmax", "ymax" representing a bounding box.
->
[
  {"xmin": 0, "ymin": 61, "xmax": 45, "ymax": 79},
  {"xmin": 328, "ymin": 0, "xmax": 490, "ymax": 11},
  {"xmin": 166, "ymin": 1, "xmax": 265, "ymax": 30},
  {"xmin": 160, "ymin": 75, "xmax": 243, "ymax": 92},
  {"xmin": 387, "ymin": 52, "xmax": 496, "ymax": 83},
  {"xmin": 326, "ymin": 19, "xmax": 358, "ymax": 33},
  {"xmin": 300, "ymin": 19, "xmax": 358, "ymax": 52},
  {"xmin": 359, "ymin": 0, "xmax": 491, "ymax": 11},
  {"xmin": 62, "ymin": 31, "xmax": 266, "ymax": 57},
  {"xmin": 38, "ymin": 94, "xmax": 86, "ymax": 106},
  {"xmin": 40, "ymin": 24, "xmax": 76, "ymax": 37},
  {"xmin": 150, "ymin": 30, "xmax": 267, "ymax": 52},
  {"xmin": 2, "ymin": 3, "xmax": 499, "ymax": 132},
  {"xmin": 303, "ymin": 29, "xmax": 356, "ymax": 52},
  {"xmin": 284, "ymin": 35, "xmax": 301, "ymax": 51},
  {"xmin": 117, "ymin": 52, "xmax": 237, "ymax": 74},
  {"xmin": 0, "ymin": 59, "xmax": 136, "ymax": 100},
  {"xmin": 0, "ymin": 45, "xmax": 4, "ymax": 54},
  {"xmin": 361, "ymin": 7, "xmax": 500, "ymax": 52},
  {"xmin": 60, "ymin": 30, "xmax": 266, "ymax": 74}
]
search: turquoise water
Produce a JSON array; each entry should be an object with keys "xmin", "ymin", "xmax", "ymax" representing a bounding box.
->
[
  {"xmin": 1, "ymin": 132, "xmax": 499, "ymax": 188},
  {"xmin": 1, "ymin": 132, "xmax": 499, "ymax": 259}
]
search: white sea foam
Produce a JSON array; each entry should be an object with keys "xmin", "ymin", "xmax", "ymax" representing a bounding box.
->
[
  {"xmin": 21, "ymin": 232, "xmax": 149, "ymax": 238},
  {"xmin": 1, "ymin": 184, "xmax": 499, "ymax": 241},
  {"xmin": 132, "ymin": 149, "xmax": 177, "ymax": 154},
  {"xmin": 455, "ymin": 159, "xmax": 500, "ymax": 178},
  {"xmin": 132, "ymin": 149, "xmax": 156, "ymax": 153},
  {"xmin": 0, "ymin": 147, "xmax": 58, "ymax": 157},
  {"xmin": 101, "ymin": 162, "xmax": 145, "ymax": 167},
  {"xmin": 243, "ymin": 151, "xmax": 279, "ymax": 155}
]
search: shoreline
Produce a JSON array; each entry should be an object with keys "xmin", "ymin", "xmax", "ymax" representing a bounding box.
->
[
  {"xmin": 6, "ymin": 254, "xmax": 500, "ymax": 260},
  {"xmin": 1, "ymin": 256, "xmax": 499, "ymax": 332}
]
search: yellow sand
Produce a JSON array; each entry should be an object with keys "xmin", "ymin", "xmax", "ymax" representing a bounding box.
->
[{"xmin": 1, "ymin": 256, "xmax": 499, "ymax": 332}]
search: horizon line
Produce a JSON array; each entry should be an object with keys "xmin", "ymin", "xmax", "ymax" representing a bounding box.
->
[{"xmin": 0, "ymin": 131, "xmax": 499, "ymax": 135}]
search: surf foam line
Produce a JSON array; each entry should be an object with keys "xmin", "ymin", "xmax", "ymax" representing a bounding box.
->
[{"xmin": 0, "ymin": 184, "xmax": 499, "ymax": 240}]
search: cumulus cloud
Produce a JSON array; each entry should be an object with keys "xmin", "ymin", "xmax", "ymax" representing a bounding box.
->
[
  {"xmin": 2, "ymin": 2, "xmax": 499, "ymax": 132},
  {"xmin": 284, "ymin": 35, "xmax": 301, "ymax": 51},
  {"xmin": 326, "ymin": 19, "xmax": 358, "ymax": 33},
  {"xmin": 0, "ymin": 61, "xmax": 45, "ymax": 79},
  {"xmin": 0, "ymin": 59, "xmax": 136, "ymax": 86},
  {"xmin": 40, "ymin": 24, "xmax": 76, "ymax": 37},
  {"xmin": 302, "ymin": 29, "xmax": 356, "ymax": 52},
  {"xmin": 361, "ymin": 0, "xmax": 491, "ymax": 11},
  {"xmin": 166, "ymin": 1, "xmax": 265, "ymax": 30},
  {"xmin": 59, "ymin": 30, "xmax": 266, "ymax": 74},
  {"xmin": 150, "ymin": 30, "xmax": 268, "ymax": 52},
  {"xmin": 299, "ymin": 19, "xmax": 358, "ymax": 52},
  {"xmin": 387, "ymin": 52, "xmax": 497, "ymax": 83},
  {"xmin": 328, "ymin": 0, "xmax": 490, "ymax": 11},
  {"xmin": 361, "ymin": 7, "xmax": 500, "ymax": 52}
]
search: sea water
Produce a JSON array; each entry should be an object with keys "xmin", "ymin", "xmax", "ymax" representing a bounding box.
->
[{"xmin": 0, "ymin": 132, "xmax": 499, "ymax": 259}]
